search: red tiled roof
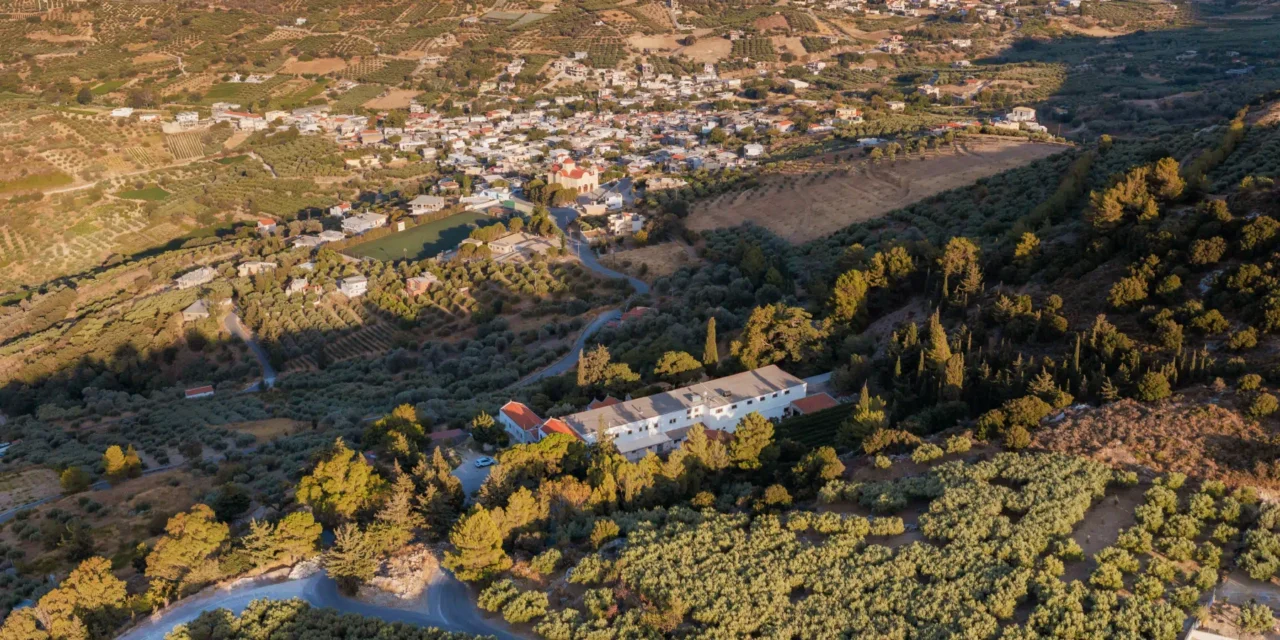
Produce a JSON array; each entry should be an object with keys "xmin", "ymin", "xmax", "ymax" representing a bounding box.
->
[
  {"xmin": 185, "ymin": 385, "xmax": 214, "ymax": 397},
  {"xmin": 258, "ymin": 218, "xmax": 276, "ymax": 226},
  {"xmin": 500, "ymin": 401, "xmax": 542, "ymax": 431},
  {"xmin": 790, "ymin": 393, "xmax": 839, "ymax": 415},
  {"xmin": 540, "ymin": 418, "xmax": 581, "ymax": 440},
  {"xmin": 587, "ymin": 396, "xmax": 621, "ymax": 410}
]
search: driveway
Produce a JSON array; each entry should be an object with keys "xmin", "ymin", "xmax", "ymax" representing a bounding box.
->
[{"xmin": 225, "ymin": 311, "xmax": 277, "ymax": 388}]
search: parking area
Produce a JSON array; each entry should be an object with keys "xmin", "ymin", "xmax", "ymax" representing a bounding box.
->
[{"xmin": 451, "ymin": 449, "xmax": 495, "ymax": 498}]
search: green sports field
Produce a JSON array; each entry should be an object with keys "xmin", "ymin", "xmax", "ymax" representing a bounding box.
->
[{"xmin": 343, "ymin": 211, "xmax": 491, "ymax": 261}]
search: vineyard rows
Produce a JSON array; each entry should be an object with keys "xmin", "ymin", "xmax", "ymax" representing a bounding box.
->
[{"xmin": 165, "ymin": 132, "xmax": 206, "ymax": 162}]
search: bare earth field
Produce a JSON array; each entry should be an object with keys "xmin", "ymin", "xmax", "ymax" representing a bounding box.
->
[
  {"xmin": 627, "ymin": 31, "xmax": 730, "ymax": 63},
  {"xmin": 281, "ymin": 57, "xmax": 348, "ymax": 74},
  {"xmin": 599, "ymin": 241, "xmax": 700, "ymax": 282},
  {"xmin": 364, "ymin": 88, "xmax": 420, "ymax": 109},
  {"xmin": 687, "ymin": 137, "xmax": 1066, "ymax": 243}
]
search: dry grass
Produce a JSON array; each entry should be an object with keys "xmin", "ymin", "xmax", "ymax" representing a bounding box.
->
[
  {"xmin": 1032, "ymin": 394, "xmax": 1280, "ymax": 490},
  {"xmin": 599, "ymin": 241, "xmax": 699, "ymax": 282},
  {"xmin": 0, "ymin": 468, "xmax": 61, "ymax": 512},
  {"xmin": 224, "ymin": 418, "xmax": 308, "ymax": 442},
  {"xmin": 687, "ymin": 138, "xmax": 1066, "ymax": 244},
  {"xmin": 0, "ymin": 469, "xmax": 210, "ymax": 580}
]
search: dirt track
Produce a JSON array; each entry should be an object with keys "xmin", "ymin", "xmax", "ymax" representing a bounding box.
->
[{"xmin": 687, "ymin": 137, "xmax": 1067, "ymax": 244}]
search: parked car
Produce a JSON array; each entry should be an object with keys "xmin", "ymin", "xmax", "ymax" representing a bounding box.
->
[{"xmin": 474, "ymin": 456, "xmax": 497, "ymax": 468}]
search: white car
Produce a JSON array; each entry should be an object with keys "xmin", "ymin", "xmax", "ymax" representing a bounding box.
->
[{"xmin": 474, "ymin": 456, "xmax": 497, "ymax": 468}]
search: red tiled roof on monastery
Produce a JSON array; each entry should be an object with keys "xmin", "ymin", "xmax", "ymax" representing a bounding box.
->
[
  {"xmin": 500, "ymin": 400, "xmax": 542, "ymax": 431},
  {"xmin": 587, "ymin": 396, "xmax": 622, "ymax": 410},
  {"xmin": 540, "ymin": 418, "xmax": 581, "ymax": 440},
  {"xmin": 790, "ymin": 392, "xmax": 839, "ymax": 415}
]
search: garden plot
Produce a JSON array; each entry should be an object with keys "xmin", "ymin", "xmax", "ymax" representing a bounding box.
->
[
  {"xmin": 164, "ymin": 131, "xmax": 206, "ymax": 162},
  {"xmin": 687, "ymin": 137, "xmax": 1067, "ymax": 244}
]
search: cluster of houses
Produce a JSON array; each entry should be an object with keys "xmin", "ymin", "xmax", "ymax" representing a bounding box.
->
[{"xmin": 497, "ymin": 364, "xmax": 839, "ymax": 461}]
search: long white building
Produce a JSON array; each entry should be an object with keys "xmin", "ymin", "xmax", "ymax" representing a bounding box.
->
[{"xmin": 498, "ymin": 365, "xmax": 811, "ymax": 461}]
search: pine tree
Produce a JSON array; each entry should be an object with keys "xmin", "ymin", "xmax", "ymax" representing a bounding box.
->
[
  {"xmin": 443, "ymin": 507, "xmax": 512, "ymax": 582},
  {"xmin": 577, "ymin": 344, "xmax": 612, "ymax": 388},
  {"xmin": 145, "ymin": 505, "xmax": 229, "ymax": 606},
  {"xmin": 326, "ymin": 523, "xmax": 382, "ymax": 595},
  {"xmin": 702, "ymin": 317, "xmax": 719, "ymax": 367},
  {"xmin": 1100, "ymin": 376, "xmax": 1121, "ymax": 402},
  {"xmin": 729, "ymin": 412, "xmax": 774, "ymax": 470},
  {"xmin": 374, "ymin": 469, "xmax": 423, "ymax": 549},
  {"xmin": 829, "ymin": 269, "xmax": 870, "ymax": 323},
  {"xmin": 102, "ymin": 445, "xmax": 128, "ymax": 481},
  {"xmin": 296, "ymin": 438, "xmax": 387, "ymax": 525},
  {"xmin": 682, "ymin": 423, "xmax": 729, "ymax": 471}
]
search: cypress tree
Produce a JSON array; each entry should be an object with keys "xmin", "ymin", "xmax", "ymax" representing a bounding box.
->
[{"xmin": 702, "ymin": 317, "xmax": 719, "ymax": 367}]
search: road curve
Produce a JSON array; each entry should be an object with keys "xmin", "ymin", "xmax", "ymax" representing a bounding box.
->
[
  {"xmin": 515, "ymin": 308, "xmax": 622, "ymax": 387},
  {"xmin": 116, "ymin": 569, "xmax": 520, "ymax": 640}
]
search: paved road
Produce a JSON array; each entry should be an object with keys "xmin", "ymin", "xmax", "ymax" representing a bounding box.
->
[
  {"xmin": 514, "ymin": 308, "xmax": 622, "ymax": 387},
  {"xmin": 116, "ymin": 569, "xmax": 520, "ymax": 640},
  {"xmin": 225, "ymin": 311, "xmax": 277, "ymax": 388},
  {"xmin": 1219, "ymin": 571, "xmax": 1280, "ymax": 607}
]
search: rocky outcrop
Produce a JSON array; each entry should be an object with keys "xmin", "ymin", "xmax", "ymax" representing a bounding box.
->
[{"xmin": 359, "ymin": 544, "xmax": 439, "ymax": 605}]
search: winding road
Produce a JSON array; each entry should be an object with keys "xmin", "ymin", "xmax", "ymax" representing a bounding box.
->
[
  {"xmin": 225, "ymin": 310, "xmax": 277, "ymax": 388},
  {"xmin": 116, "ymin": 568, "xmax": 520, "ymax": 640},
  {"xmin": 32, "ymin": 185, "xmax": 655, "ymax": 639},
  {"xmin": 514, "ymin": 308, "xmax": 623, "ymax": 387}
]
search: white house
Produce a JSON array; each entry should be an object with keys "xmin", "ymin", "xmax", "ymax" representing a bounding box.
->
[
  {"xmin": 1007, "ymin": 106, "xmax": 1038, "ymax": 122},
  {"xmin": 498, "ymin": 401, "xmax": 581, "ymax": 445},
  {"xmin": 237, "ymin": 261, "xmax": 277, "ymax": 277},
  {"xmin": 342, "ymin": 212, "xmax": 388, "ymax": 235},
  {"xmin": 175, "ymin": 266, "xmax": 217, "ymax": 290},
  {"xmin": 409, "ymin": 195, "xmax": 446, "ymax": 216},
  {"xmin": 742, "ymin": 143, "xmax": 765, "ymax": 158},
  {"xmin": 110, "ymin": 107, "xmax": 134, "ymax": 118},
  {"xmin": 559, "ymin": 365, "xmax": 808, "ymax": 460},
  {"xmin": 338, "ymin": 275, "xmax": 368, "ymax": 298},
  {"xmin": 607, "ymin": 212, "xmax": 644, "ymax": 236}
]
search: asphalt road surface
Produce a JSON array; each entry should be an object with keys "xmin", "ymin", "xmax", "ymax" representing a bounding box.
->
[
  {"xmin": 515, "ymin": 308, "xmax": 623, "ymax": 386},
  {"xmin": 116, "ymin": 569, "xmax": 520, "ymax": 640},
  {"xmin": 225, "ymin": 310, "xmax": 277, "ymax": 388}
]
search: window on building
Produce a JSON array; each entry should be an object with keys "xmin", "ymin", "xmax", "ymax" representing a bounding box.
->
[
  {"xmin": 746, "ymin": 400, "xmax": 753, "ymax": 405},
  {"xmin": 731, "ymin": 404, "xmax": 738, "ymax": 409},
  {"xmin": 784, "ymin": 390, "xmax": 791, "ymax": 395},
  {"xmin": 669, "ymin": 418, "xmax": 676, "ymax": 424},
  {"xmin": 772, "ymin": 393, "xmax": 778, "ymax": 398}
]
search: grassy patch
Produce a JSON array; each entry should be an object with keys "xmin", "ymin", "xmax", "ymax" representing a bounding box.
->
[
  {"xmin": 344, "ymin": 210, "xmax": 492, "ymax": 261},
  {"xmin": 91, "ymin": 79, "xmax": 127, "ymax": 95},
  {"xmin": 66, "ymin": 219, "xmax": 100, "ymax": 238},
  {"xmin": 117, "ymin": 185, "xmax": 171, "ymax": 201},
  {"xmin": 215, "ymin": 154, "xmax": 249, "ymax": 165},
  {"xmin": 0, "ymin": 171, "xmax": 72, "ymax": 194}
]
